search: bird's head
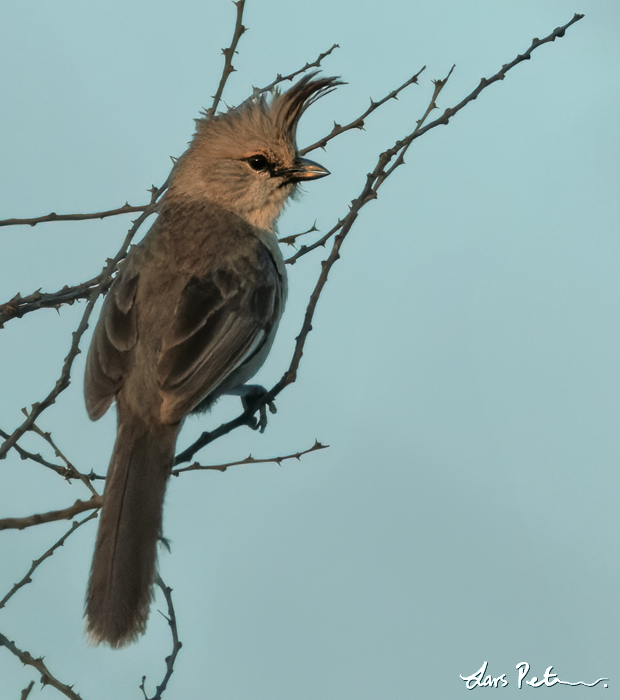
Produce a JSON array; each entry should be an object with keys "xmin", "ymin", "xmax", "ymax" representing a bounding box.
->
[{"xmin": 169, "ymin": 73, "xmax": 342, "ymax": 231}]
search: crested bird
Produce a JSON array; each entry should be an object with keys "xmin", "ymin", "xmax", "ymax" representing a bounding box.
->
[{"xmin": 84, "ymin": 74, "xmax": 341, "ymax": 647}]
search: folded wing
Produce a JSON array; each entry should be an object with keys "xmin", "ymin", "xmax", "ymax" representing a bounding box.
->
[{"xmin": 157, "ymin": 251, "xmax": 282, "ymax": 423}]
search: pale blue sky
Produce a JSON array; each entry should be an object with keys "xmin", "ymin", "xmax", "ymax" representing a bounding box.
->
[{"xmin": 1, "ymin": 1, "xmax": 619, "ymax": 698}]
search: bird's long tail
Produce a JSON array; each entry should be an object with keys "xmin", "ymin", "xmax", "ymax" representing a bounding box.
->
[{"xmin": 86, "ymin": 412, "xmax": 179, "ymax": 647}]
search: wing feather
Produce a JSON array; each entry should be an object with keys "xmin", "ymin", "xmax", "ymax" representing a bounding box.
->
[
  {"xmin": 84, "ymin": 201, "xmax": 285, "ymax": 426},
  {"xmin": 158, "ymin": 248, "xmax": 282, "ymax": 423},
  {"xmin": 84, "ymin": 264, "xmax": 139, "ymax": 420}
]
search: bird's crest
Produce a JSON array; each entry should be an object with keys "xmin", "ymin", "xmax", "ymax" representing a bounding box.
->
[{"xmin": 196, "ymin": 73, "xmax": 343, "ymax": 146}]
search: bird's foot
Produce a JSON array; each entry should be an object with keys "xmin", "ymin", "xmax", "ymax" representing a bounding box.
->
[{"xmin": 226, "ymin": 384, "xmax": 276, "ymax": 432}]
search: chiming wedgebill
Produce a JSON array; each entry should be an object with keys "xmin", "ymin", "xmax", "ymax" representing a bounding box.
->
[{"xmin": 84, "ymin": 74, "xmax": 341, "ymax": 647}]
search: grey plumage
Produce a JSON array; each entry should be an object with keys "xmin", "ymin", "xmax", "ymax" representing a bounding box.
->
[{"xmin": 84, "ymin": 74, "xmax": 341, "ymax": 647}]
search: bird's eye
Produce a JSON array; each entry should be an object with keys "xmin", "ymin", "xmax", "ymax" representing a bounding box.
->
[{"xmin": 247, "ymin": 154, "xmax": 270, "ymax": 172}]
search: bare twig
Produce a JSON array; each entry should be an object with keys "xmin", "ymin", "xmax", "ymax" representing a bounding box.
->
[
  {"xmin": 174, "ymin": 13, "xmax": 584, "ymax": 464},
  {"xmin": 371, "ymin": 67, "xmax": 456, "ymax": 191},
  {"xmin": 278, "ymin": 222, "xmax": 318, "ymax": 247},
  {"xmin": 86, "ymin": 469, "xmax": 106, "ymax": 481},
  {"xmin": 0, "ymin": 427, "xmax": 69, "ymax": 476},
  {"xmin": 140, "ymin": 576, "xmax": 183, "ymax": 700},
  {"xmin": 0, "ymin": 283, "xmax": 107, "ymax": 459},
  {"xmin": 0, "ymin": 65, "xmax": 423, "ymax": 331},
  {"xmin": 0, "ymin": 0, "xmax": 251, "ymax": 339},
  {"xmin": 0, "ymin": 511, "xmax": 97, "ymax": 609},
  {"xmin": 0, "ymin": 12, "xmax": 585, "ymax": 699},
  {"xmin": 0, "ymin": 180, "xmax": 169, "ymax": 461},
  {"xmin": 0, "ymin": 42, "xmax": 338, "ymax": 239},
  {"xmin": 0, "ymin": 632, "xmax": 84, "ymax": 700},
  {"xmin": 0, "ymin": 7, "xmax": 247, "ymax": 337},
  {"xmin": 0, "ymin": 202, "xmax": 147, "ymax": 228},
  {"xmin": 287, "ymin": 13, "xmax": 584, "ymax": 265},
  {"xmin": 299, "ymin": 66, "xmax": 425, "ymax": 156},
  {"xmin": 25, "ymin": 415, "xmax": 98, "ymax": 495},
  {"xmin": 254, "ymin": 44, "xmax": 340, "ymax": 96},
  {"xmin": 173, "ymin": 439, "xmax": 327, "ymax": 474},
  {"xmin": 20, "ymin": 681, "xmax": 35, "ymax": 700},
  {"xmin": 371, "ymin": 14, "xmax": 586, "ymax": 187},
  {"xmin": 284, "ymin": 218, "xmax": 343, "ymax": 266},
  {"xmin": 283, "ymin": 70, "xmax": 443, "ymax": 267},
  {"xmin": 0, "ymin": 274, "xmax": 111, "ymax": 329},
  {"xmin": 0, "ymin": 496, "xmax": 101, "ymax": 532},
  {"xmin": 205, "ymin": 0, "xmax": 247, "ymax": 118},
  {"xmin": 177, "ymin": 76, "xmax": 457, "ymax": 462}
]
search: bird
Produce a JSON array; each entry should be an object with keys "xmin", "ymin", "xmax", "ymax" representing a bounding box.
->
[{"xmin": 84, "ymin": 73, "xmax": 341, "ymax": 647}]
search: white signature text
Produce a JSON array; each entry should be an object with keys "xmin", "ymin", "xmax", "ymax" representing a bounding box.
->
[{"xmin": 459, "ymin": 661, "xmax": 608, "ymax": 689}]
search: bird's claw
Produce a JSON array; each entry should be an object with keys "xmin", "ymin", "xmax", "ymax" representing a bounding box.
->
[{"xmin": 240, "ymin": 385, "xmax": 276, "ymax": 433}]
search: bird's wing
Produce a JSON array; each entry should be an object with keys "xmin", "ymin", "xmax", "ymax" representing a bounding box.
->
[
  {"xmin": 84, "ymin": 260, "xmax": 140, "ymax": 420},
  {"xmin": 157, "ymin": 244, "xmax": 283, "ymax": 424}
]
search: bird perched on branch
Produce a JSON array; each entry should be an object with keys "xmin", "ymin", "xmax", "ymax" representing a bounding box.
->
[{"xmin": 84, "ymin": 73, "xmax": 341, "ymax": 647}]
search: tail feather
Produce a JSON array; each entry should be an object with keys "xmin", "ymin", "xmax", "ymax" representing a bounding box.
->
[{"xmin": 86, "ymin": 414, "xmax": 178, "ymax": 647}]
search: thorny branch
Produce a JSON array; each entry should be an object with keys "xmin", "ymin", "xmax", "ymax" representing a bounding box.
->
[
  {"xmin": 0, "ymin": 497, "xmax": 101, "ymax": 532},
  {"xmin": 254, "ymin": 43, "xmax": 340, "ymax": 96},
  {"xmin": 0, "ymin": 47, "xmax": 340, "ymax": 329},
  {"xmin": 0, "ymin": 442, "xmax": 323, "ymax": 531},
  {"xmin": 140, "ymin": 576, "xmax": 183, "ymax": 700},
  {"xmin": 278, "ymin": 222, "xmax": 319, "ymax": 247},
  {"xmin": 283, "ymin": 68, "xmax": 453, "ymax": 266},
  {"xmin": 0, "ymin": 180, "xmax": 168, "ymax": 461},
  {"xmin": 0, "ymin": 427, "xmax": 69, "ymax": 477},
  {"xmin": 174, "ymin": 12, "xmax": 584, "ymax": 463},
  {"xmin": 0, "ymin": 202, "xmax": 146, "ymax": 229},
  {"xmin": 0, "ymin": 512, "xmax": 98, "ymax": 609},
  {"xmin": 0, "ymin": 273, "xmax": 112, "ymax": 329},
  {"xmin": 0, "ymin": 513, "xmax": 96, "ymax": 696},
  {"xmin": 205, "ymin": 0, "xmax": 247, "ymax": 118},
  {"xmin": 21, "ymin": 681, "xmax": 35, "ymax": 700},
  {"xmin": 0, "ymin": 7, "xmax": 585, "ymax": 698},
  {"xmin": 24, "ymin": 414, "xmax": 98, "ymax": 495},
  {"xmin": 289, "ymin": 16, "xmax": 586, "ymax": 265},
  {"xmin": 0, "ymin": 44, "xmax": 338, "ymax": 237},
  {"xmin": 299, "ymin": 66, "xmax": 426, "ymax": 156},
  {"xmin": 0, "ymin": 425, "xmax": 106, "ymax": 483},
  {"xmin": 173, "ymin": 440, "xmax": 327, "ymax": 475},
  {"xmin": 0, "ymin": 631, "xmax": 84, "ymax": 700}
]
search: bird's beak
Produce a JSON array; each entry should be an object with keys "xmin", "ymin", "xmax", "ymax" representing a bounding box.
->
[{"xmin": 287, "ymin": 157, "xmax": 330, "ymax": 182}]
